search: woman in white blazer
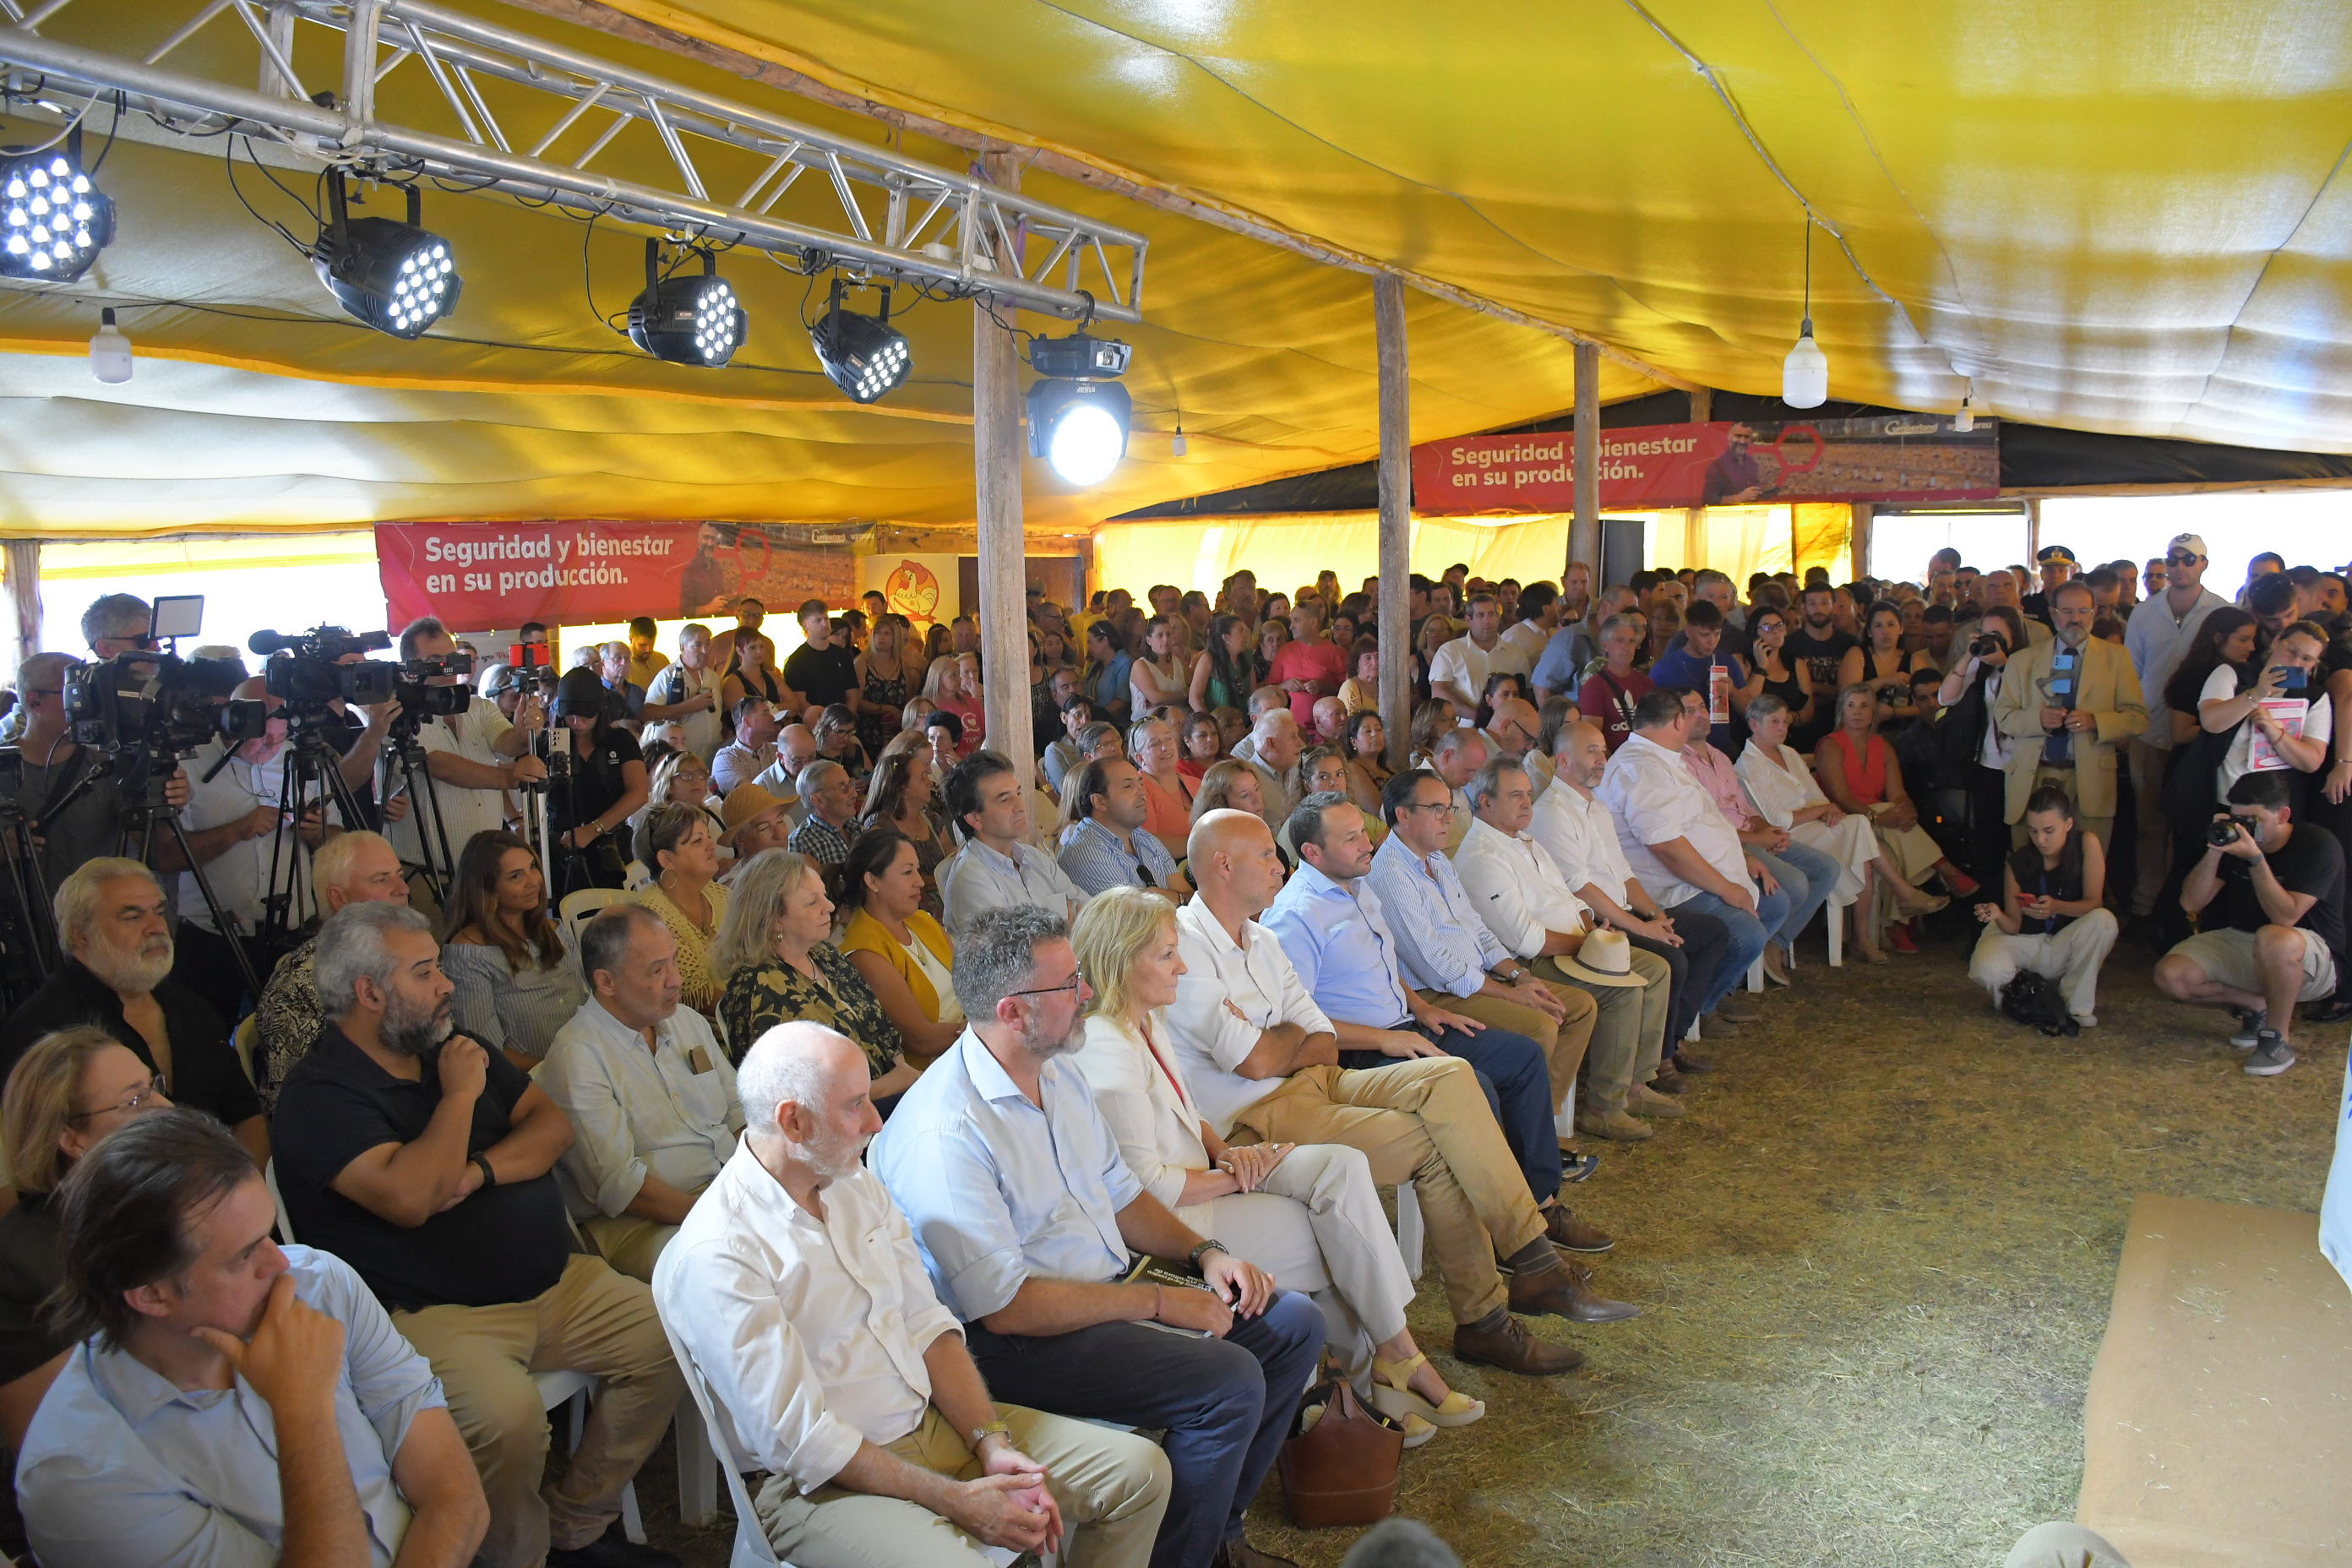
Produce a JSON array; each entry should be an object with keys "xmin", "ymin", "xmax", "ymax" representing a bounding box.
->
[{"xmin": 1069, "ymin": 887, "xmax": 1484, "ymax": 1444}]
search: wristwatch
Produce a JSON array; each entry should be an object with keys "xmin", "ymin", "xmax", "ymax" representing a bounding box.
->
[
  {"xmin": 1186, "ymin": 1238, "xmax": 1228, "ymax": 1271},
  {"xmin": 969, "ymin": 1419, "xmax": 1011, "ymax": 1451}
]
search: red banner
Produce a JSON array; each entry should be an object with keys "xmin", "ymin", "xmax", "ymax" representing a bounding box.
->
[
  {"xmin": 375, "ymin": 521, "xmax": 857, "ymax": 631},
  {"xmin": 1412, "ymin": 415, "xmax": 1999, "ymax": 514}
]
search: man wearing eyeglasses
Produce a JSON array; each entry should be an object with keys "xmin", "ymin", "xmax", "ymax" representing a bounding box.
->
[
  {"xmin": 2122, "ymin": 533, "xmax": 2230, "ymax": 928},
  {"xmin": 80, "ymin": 592, "xmax": 155, "ymax": 664}
]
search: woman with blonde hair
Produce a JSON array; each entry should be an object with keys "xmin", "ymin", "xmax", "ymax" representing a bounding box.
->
[
  {"xmin": 634, "ymin": 749, "xmax": 728, "ymax": 862},
  {"xmin": 1070, "ymin": 890, "xmax": 1481, "ymax": 1442},
  {"xmin": 1129, "ymin": 713, "xmax": 1199, "ymax": 847},
  {"xmin": 1190, "ymin": 758, "xmax": 1270, "ymax": 827},
  {"xmin": 712, "ymin": 849, "xmax": 918, "ymax": 1109},
  {"xmin": 631, "ymin": 802, "xmax": 731, "ymax": 1018},
  {"xmin": 0, "ymin": 1026, "xmax": 172, "ymax": 1445}
]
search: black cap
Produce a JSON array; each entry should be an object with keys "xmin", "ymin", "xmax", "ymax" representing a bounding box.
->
[{"xmin": 551, "ymin": 667, "xmax": 612, "ymax": 721}]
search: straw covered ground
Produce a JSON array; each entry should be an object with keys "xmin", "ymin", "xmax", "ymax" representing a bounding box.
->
[{"xmin": 636, "ymin": 917, "xmax": 2343, "ymax": 1567}]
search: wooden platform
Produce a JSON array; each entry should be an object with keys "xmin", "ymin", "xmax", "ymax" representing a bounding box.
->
[{"xmin": 2077, "ymin": 1195, "xmax": 2352, "ymax": 1567}]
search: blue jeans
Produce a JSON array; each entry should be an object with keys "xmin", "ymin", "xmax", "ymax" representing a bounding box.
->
[
  {"xmin": 1677, "ymin": 878, "xmax": 1790, "ymax": 1015},
  {"xmin": 967, "ymin": 1292, "xmax": 1326, "ymax": 1568},
  {"xmin": 1757, "ymin": 841, "xmax": 1840, "ymax": 956},
  {"xmin": 1339, "ymin": 1018, "xmax": 1560, "ymax": 1204}
]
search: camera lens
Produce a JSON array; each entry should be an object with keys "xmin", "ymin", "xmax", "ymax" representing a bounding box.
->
[{"xmin": 2208, "ymin": 819, "xmax": 2240, "ymax": 847}]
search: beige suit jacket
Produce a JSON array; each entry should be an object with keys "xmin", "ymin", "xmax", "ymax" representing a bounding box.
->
[{"xmin": 1987, "ymin": 635, "xmax": 2147, "ymax": 821}]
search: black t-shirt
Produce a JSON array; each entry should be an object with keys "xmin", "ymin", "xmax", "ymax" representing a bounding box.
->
[
  {"xmin": 783, "ymin": 642, "xmax": 859, "ymax": 708},
  {"xmin": 2006, "ymin": 843, "xmax": 2086, "ymax": 935},
  {"xmin": 1785, "ymin": 624, "xmax": 1858, "ymax": 740},
  {"xmin": 0, "ymin": 1194, "xmax": 64, "ymax": 1383},
  {"xmin": 273, "ymin": 1023, "xmax": 572, "ymax": 1311},
  {"xmin": 2213, "ymin": 823, "xmax": 2346, "ymax": 956},
  {"xmin": 552, "ymin": 725, "xmax": 643, "ymax": 837},
  {"xmin": 0, "ymin": 959, "xmax": 260, "ymax": 1129}
]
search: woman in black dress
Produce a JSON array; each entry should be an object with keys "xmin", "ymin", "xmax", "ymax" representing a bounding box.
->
[
  {"xmin": 1748, "ymin": 607, "xmax": 1815, "ymax": 738},
  {"xmin": 547, "ymin": 668, "xmax": 651, "ymax": 894}
]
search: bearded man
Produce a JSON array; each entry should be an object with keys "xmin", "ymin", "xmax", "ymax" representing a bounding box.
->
[
  {"xmin": 272, "ymin": 901, "xmax": 685, "ymax": 1568},
  {"xmin": 0, "ymin": 857, "xmax": 266, "ymax": 1163}
]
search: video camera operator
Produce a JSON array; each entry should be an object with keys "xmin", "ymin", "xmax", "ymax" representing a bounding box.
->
[
  {"xmin": 381, "ymin": 617, "xmax": 544, "ymax": 894},
  {"xmin": 1, "ymin": 651, "xmax": 194, "ymax": 897},
  {"xmin": 543, "ymin": 667, "xmax": 650, "ymax": 897}
]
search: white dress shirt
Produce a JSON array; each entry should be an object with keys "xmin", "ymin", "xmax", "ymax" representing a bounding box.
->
[
  {"xmin": 1166, "ymin": 897, "xmax": 1334, "ymax": 1135},
  {"xmin": 1074, "ymin": 1011, "xmax": 1212, "ymax": 1211},
  {"xmin": 1451, "ymin": 814, "xmax": 1588, "ymax": 960},
  {"xmin": 938, "ymin": 836, "xmax": 1091, "ymax": 929},
  {"xmin": 652, "ymin": 1143, "xmax": 961, "ymax": 1494},
  {"xmin": 388, "ymin": 697, "xmax": 513, "ymax": 868},
  {"xmin": 1530, "ymin": 777, "xmax": 1641, "ymax": 909},
  {"xmin": 177, "ymin": 738, "xmax": 294, "ymax": 933},
  {"xmin": 1492, "ymin": 619, "xmax": 1548, "ymax": 678},
  {"xmin": 1734, "ymin": 740, "xmax": 1831, "ymax": 830},
  {"xmin": 540, "ymin": 998, "xmax": 743, "ymax": 1218},
  {"xmin": 1427, "ymin": 634, "xmax": 1496, "ymax": 700},
  {"xmin": 1594, "ymin": 731, "xmax": 1750, "ymax": 907}
]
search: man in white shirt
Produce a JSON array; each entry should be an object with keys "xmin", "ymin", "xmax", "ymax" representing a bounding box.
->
[
  {"xmin": 2123, "ymin": 531, "xmax": 2230, "ymax": 922},
  {"xmin": 1493, "ymin": 581, "xmax": 1560, "ymax": 678},
  {"xmin": 388, "ymin": 618, "xmax": 545, "ymax": 883},
  {"xmin": 1226, "ymin": 688, "xmax": 1288, "ymax": 766},
  {"xmin": 1429, "ymin": 593, "xmax": 1505, "ymax": 719},
  {"xmin": 1239, "ymin": 709, "xmax": 1304, "ymax": 830},
  {"xmin": 1455, "ymin": 760, "xmax": 1680, "ymax": 1141},
  {"xmin": 938, "ymin": 750, "xmax": 1089, "ymax": 928},
  {"xmin": 1597, "ymin": 689, "xmax": 1786, "ymax": 1040},
  {"xmin": 1535, "ymin": 720, "xmax": 1735, "ymax": 1066},
  {"xmin": 1164, "ymin": 809, "xmax": 1593, "ymax": 1377},
  {"xmin": 655, "ymin": 1021, "xmax": 1169, "ymax": 1568},
  {"xmin": 542, "ymin": 905, "xmax": 742, "ymax": 1281}
]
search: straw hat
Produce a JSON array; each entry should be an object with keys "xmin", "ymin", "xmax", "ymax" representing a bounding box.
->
[
  {"xmin": 720, "ymin": 781, "xmax": 793, "ymax": 835},
  {"xmin": 1558, "ymin": 927, "xmax": 1644, "ymax": 988}
]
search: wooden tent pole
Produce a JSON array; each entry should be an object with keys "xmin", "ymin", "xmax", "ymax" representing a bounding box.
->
[
  {"xmin": 973, "ymin": 150, "xmax": 1033, "ymax": 786},
  {"xmin": 1375, "ymin": 275, "xmax": 1413, "ymax": 774},
  {"xmin": 1569, "ymin": 340, "xmax": 1600, "ymax": 587}
]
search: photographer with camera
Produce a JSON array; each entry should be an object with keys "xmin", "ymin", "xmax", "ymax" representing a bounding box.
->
[
  {"xmin": 544, "ymin": 668, "xmax": 650, "ymax": 897},
  {"xmin": 381, "ymin": 618, "xmax": 544, "ymax": 893},
  {"xmin": 2155, "ymin": 770, "xmax": 2345, "ymax": 1077},
  {"xmin": 1, "ymin": 651, "xmax": 194, "ymax": 900}
]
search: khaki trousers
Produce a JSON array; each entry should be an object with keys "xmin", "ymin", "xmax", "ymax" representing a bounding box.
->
[
  {"xmin": 1229, "ymin": 1057, "xmax": 1544, "ymax": 1325},
  {"xmin": 2126, "ymin": 737, "xmax": 2172, "ymax": 916},
  {"xmin": 1536, "ymin": 948, "xmax": 1673, "ymax": 1117},
  {"xmin": 582, "ymin": 1213, "xmax": 680, "ymax": 1284},
  {"xmin": 1415, "ymin": 983, "xmax": 1597, "ymax": 1113},
  {"xmin": 394, "ymin": 1254, "xmax": 684, "ymax": 1568},
  {"xmin": 756, "ymin": 1403, "xmax": 1171, "ymax": 1568}
]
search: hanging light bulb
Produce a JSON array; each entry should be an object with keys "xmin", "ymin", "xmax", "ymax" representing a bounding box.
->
[
  {"xmin": 87, "ymin": 306, "xmax": 131, "ymax": 384},
  {"xmin": 1171, "ymin": 413, "xmax": 1188, "ymax": 458},
  {"xmin": 1954, "ymin": 384, "xmax": 1976, "ymax": 433},
  {"xmin": 1782, "ymin": 220, "xmax": 1827, "ymax": 410}
]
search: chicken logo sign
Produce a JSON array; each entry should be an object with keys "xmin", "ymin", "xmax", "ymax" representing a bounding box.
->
[{"xmin": 885, "ymin": 558, "xmax": 944, "ymax": 631}]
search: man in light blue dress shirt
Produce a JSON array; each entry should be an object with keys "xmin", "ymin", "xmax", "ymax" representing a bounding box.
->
[
  {"xmin": 940, "ymin": 750, "xmax": 1092, "ymax": 928},
  {"xmin": 871, "ymin": 906, "xmax": 1322, "ymax": 1568},
  {"xmin": 18, "ymin": 1110, "xmax": 487, "ymax": 1568}
]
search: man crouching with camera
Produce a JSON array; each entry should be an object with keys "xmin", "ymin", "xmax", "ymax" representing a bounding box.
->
[
  {"xmin": 382, "ymin": 618, "xmax": 544, "ymax": 900},
  {"xmin": 2153, "ymin": 770, "xmax": 2347, "ymax": 1077}
]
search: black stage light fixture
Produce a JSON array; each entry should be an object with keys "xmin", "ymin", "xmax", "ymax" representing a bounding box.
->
[
  {"xmin": 809, "ymin": 275, "xmax": 911, "ymax": 403},
  {"xmin": 313, "ymin": 168, "xmax": 460, "ymax": 339},
  {"xmin": 1, "ymin": 127, "xmax": 115, "ymax": 282},
  {"xmin": 1026, "ymin": 330, "xmax": 1133, "ymax": 486},
  {"xmin": 628, "ymin": 238, "xmax": 746, "ymax": 367}
]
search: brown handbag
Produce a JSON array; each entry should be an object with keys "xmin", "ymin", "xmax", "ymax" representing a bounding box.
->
[{"xmin": 1276, "ymin": 1376, "xmax": 1405, "ymax": 1527}]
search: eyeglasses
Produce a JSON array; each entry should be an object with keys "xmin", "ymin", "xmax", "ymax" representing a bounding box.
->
[
  {"xmin": 1402, "ymin": 798, "xmax": 1456, "ymax": 818},
  {"xmin": 1011, "ymin": 966, "xmax": 1087, "ymax": 999},
  {"xmin": 69, "ymin": 1072, "xmax": 166, "ymax": 1124}
]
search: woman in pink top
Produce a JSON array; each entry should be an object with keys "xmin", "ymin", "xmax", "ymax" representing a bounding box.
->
[
  {"xmin": 934, "ymin": 651, "xmax": 986, "ymax": 754},
  {"xmin": 1270, "ymin": 600, "xmax": 1350, "ymax": 727}
]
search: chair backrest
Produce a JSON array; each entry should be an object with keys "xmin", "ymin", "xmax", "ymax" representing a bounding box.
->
[
  {"xmin": 558, "ymin": 887, "xmax": 631, "ymax": 947},
  {"xmin": 264, "ymin": 1158, "xmax": 294, "ymax": 1244},
  {"xmin": 231, "ymin": 1015, "xmax": 259, "ymax": 1086},
  {"xmin": 658, "ymin": 1320, "xmax": 785, "ymax": 1567}
]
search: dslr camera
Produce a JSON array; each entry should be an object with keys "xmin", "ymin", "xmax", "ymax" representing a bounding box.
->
[
  {"xmin": 1969, "ymin": 634, "xmax": 2002, "ymax": 658},
  {"xmin": 2209, "ymin": 814, "xmax": 2257, "ymax": 849},
  {"xmin": 249, "ymin": 626, "xmax": 395, "ymax": 714},
  {"xmin": 394, "ymin": 648, "xmax": 476, "ymax": 720}
]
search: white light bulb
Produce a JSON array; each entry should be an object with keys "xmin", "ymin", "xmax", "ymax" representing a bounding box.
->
[
  {"xmin": 1782, "ymin": 319, "xmax": 1828, "ymax": 409},
  {"xmin": 88, "ymin": 307, "xmax": 132, "ymax": 383},
  {"xmin": 1954, "ymin": 389, "xmax": 1976, "ymax": 433}
]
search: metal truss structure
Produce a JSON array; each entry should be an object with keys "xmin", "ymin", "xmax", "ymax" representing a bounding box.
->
[{"xmin": 0, "ymin": 0, "xmax": 1148, "ymax": 321}]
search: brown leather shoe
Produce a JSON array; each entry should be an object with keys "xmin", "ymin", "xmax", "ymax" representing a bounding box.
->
[
  {"xmin": 1648, "ymin": 1067, "xmax": 1690, "ymax": 1094},
  {"xmin": 1628, "ymin": 1083, "xmax": 1687, "ymax": 1119},
  {"xmin": 1713, "ymin": 999, "xmax": 1762, "ymax": 1024},
  {"xmin": 1511, "ymin": 1260, "xmax": 1642, "ymax": 1323},
  {"xmin": 1672, "ymin": 1048, "xmax": 1714, "ymax": 1073},
  {"xmin": 1542, "ymin": 1203, "xmax": 1614, "ymax": 1253},
  {"xmin": 1453, "ymin": 1309, "xmax": 1584, "ymax": 1375},
  {"xmin": 1212, "ymin": 1539, "xmax": 1300, "ymax": 1568},
  {"xmin": 1576, "ymin": 1107, "xmax": 1652, "ymax": 1141}
]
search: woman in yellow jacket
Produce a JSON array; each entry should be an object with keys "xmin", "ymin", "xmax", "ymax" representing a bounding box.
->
[{"xmin": 836, "ymin": 826, "xmax": 964, "ymax": 1061}]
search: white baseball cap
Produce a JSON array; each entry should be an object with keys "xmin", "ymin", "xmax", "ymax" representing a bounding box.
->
[{"xmin": 2168, "ymin": 533, "xmax": 2208, "ymax": 559}]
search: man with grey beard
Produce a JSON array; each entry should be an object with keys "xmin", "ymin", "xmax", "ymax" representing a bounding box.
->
[
  {"xmin": 273, "ymin": 901, "xmax": 684, "ymax": 1568},
  {"xmin": 0, "ymin": 856, "xmax": 265, "ymax": 1163}
]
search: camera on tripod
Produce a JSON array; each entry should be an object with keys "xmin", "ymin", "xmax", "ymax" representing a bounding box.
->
[
  {"xmin": 66, "ymin": 602, "xmax": 270, "ymax": 765},
  {"xmin": 394, "ymin": 649, "xmax": 476, "ymax": 721},
  {"xmin": 249, "ymin": 625, "xmax": 396, "ymax": 713}
]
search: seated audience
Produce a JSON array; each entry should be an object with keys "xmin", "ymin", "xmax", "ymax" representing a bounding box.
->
[
  {"xmin": 18, "ymin": 1110, "xmax": 489, "ymax": 1568},
  {"xmin": 0, "ymin": 1026, "xmax": 174, "ymax": 1447},
  {"xmin": 635, "ymin": 749, "xmax": 729, "ymax": 859},
  {"xmin": 442, "ymin": 829, "xmax": 590, "ymax": 1068},
  {"xmin": 1454, "ymin": 760, "xmax": 1681, "ymax": 1139},
  {"xmin": 789, "ymin": 758, "xmax": 862, "ymax": 873},
  {"xmin": 1648, "ymin": 600, "xmax": 1760, "ymax": 752},
  {"xmin": 629, "ymin": 803, "xmax": 730, "ymax": 1021},
  {"xmin": 653, "ymin": 1021, "xmax": 1172, "ymax": 1568},
  {"xmin": 1042, "ymin": 696, "xmax": 1103, "ymax": 796},
  {"xmin": 1071, "ymin": 887, "xmax": 1483, "ymax": 1441},
  {"xmin": 1342, "ymin": 709, "xmax": 1392, "ymax": 817},
  {"xmin": 1578, "ymin": 612, "xmax": 1656, "ymax": 751},
  {"xmin": 1130, "ymin": 713, "xmax": 1200, "ymax": 845},
  {"xmin": 1240, "ymin": 708, "xmax": 1307, "ymax": 829},
  {"xmin": 718, "ymin": 780, "xmax": 793, "ymax": 873},
  {"xmin": 838, "ymin": 827, "xmax": 966, "ymax": 1060},
  {"xmin": 273, "ymin": 901, "xmax": 683, "ymax": 1568},
  {"xmin": 1968, "ymin": 787, "xmax": 2119, "ymax": 1031},
  {"xmin": 251, "ymin": 829, "xmax": 414, "ymax": 1107},
  {"xmin": 542, "ymin": 904, "xmax": 742, "ymax": 1281},
  {"xmin": 1, "ymin": 858, "xmax": 264, "ymax": 1163},
  {"xmin": 715, "ymin": 849, "xmax": 917, "ymax": 1107},
  {"xmin": 1057, "ymin": 756, "xmax": 1189, "ymax": 898},
  {"xmin": 859, "ymin": 742, "xmax": 954, "ymax": 900},
  {"xmin": 939, "ymin": 750, "xmax": 1091, "ymax": 928},
  {"xmin": 871, "ymin": 904, "xmax": 1324, "ymax": 1568},
  {"xmin": 1814, "ymin": 683, "xmax": 1978, "ymax": 952},
  {"xmin": 2155, "ymin": 770, "xmax": 2345, "ymax": 1077},
  {"xmin": 1672, "ymin": 687, "xmax": 1842, "ymax": 982},
  {"xmin": 1181, "ymin": 710, "xmax": 1225, "ymax": 779},
  {"xmin": 713, "ymin": 697, "xmax": 782, "ymax": 794},
  {"xmin": 1262, "ymin": 800, "xmax": 1626, "ymax": 1268}
]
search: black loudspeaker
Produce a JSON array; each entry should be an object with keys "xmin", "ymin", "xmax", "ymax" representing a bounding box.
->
[{"xmin": 1601, "ymin": 517, "xmax": 1646, "ymax": 588}]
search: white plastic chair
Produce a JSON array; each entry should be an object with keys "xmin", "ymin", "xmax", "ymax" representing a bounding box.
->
[
  {"xmin": 1825, "ymin": 890, "xmax": 1854, "ymax": 967},
  {"xmin": 559, "ymin": 887, "xmax": 631, "ymax": 945},
  {"xmin": 1392, "ymin": 1184, "xmax": 1424, "ymax": 1281}
]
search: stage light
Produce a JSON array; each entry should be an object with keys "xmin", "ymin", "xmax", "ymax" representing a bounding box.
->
[
  {"xmin": 313, "ymin": 169, "xmax": 460, "ymax": 340},
  {"xmin": 88, "ymin": 307, "xmax": 131, "ymax": 384},
  {"xmin": 809, "ymin": 276, "xmax": 911, "ymax": 403},
  {"xmin": 1026, "ymin": 330, "xmax": 1133, "ymax": 486},
  {"xmin": 1, "ymin": 128, "xmax": 115, "ymax": 283},
  {"xmin": 628, "ymin": 239, "xmax": 746, "ymax": 367}
]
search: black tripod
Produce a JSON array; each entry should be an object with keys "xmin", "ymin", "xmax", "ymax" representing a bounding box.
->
[
  {"xmin": 0, "ymin": 792, "xmax": 56, "ymax": 1007},
  {"xmin": 258, "ymin": 712, "xmax": 376, "ymax": 944},
  {"xmin": 379, "ymin": 716, "xmax": 458, "ymax": 905},
  {"xmin": 121, "ymin": 754, "xmax": 265, "ymax": 1002}
]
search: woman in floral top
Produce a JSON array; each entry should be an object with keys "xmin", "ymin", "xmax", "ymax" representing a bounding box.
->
[{"xmin": 711, "ymin": 848, "xmax": 917, "ymax": 1112}]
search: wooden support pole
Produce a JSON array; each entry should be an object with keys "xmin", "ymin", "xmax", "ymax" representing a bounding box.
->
[
  {"xmin": 1568, "ymin": 340, "xmax": 1600, "ymax": 587},
  {"xmin": 3, "ymin": 541, "xmax": 40, "ymax": 674},
  {"xmin": 1849, "ymin": 502, "xmax": 1874, "ymax": 582},
  {"xmin": 1683, "ymin": 388, "xmax": 1713, "ymax": 569},
  {"xmin": 1375, "ymin": 275, "xmax": 1413, "ymax": 775},
  {"xmin": 972, "ymin": 150, "xmax": 1033, "ymax": 786}
]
